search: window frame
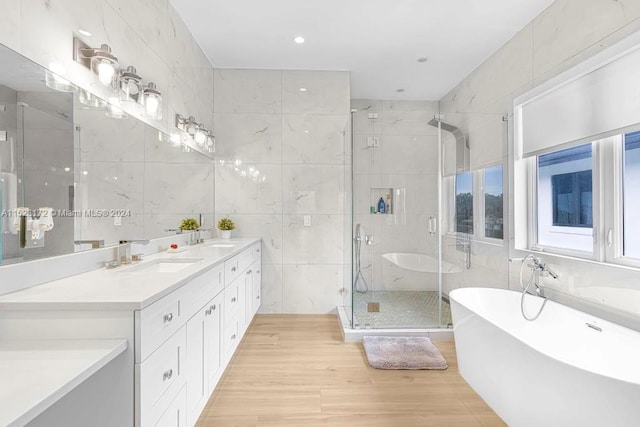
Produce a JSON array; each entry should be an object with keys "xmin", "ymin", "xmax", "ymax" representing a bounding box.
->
[{"xmin": 525, "ymin": 132, "xmax": 640, "ymax": 269}]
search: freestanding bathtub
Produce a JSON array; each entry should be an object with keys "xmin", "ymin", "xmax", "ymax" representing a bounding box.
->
[{"xmin": 450, "ymin": 287, "xmax": 640, "ymax": 427}]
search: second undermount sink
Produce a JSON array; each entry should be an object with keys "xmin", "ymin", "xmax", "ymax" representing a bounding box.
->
[
  {"xmin": 119, "ymin": 258, "xmax": 204, "ymax": 274},
  {"xmin": 206, "ymin": 243, "xmax": 236, "ymax": 248}
]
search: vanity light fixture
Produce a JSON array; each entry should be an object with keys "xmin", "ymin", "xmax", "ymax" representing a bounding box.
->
[
  {"xmin": 142, "ymin": 82, "xmax": 162, "ymax": 120},
  {"xmin": 73, "ymin": 37, "xmax": 119, "ymax": 89},
  {"xmin": 294, "ymin": 36, "xmax": 305, "ymax": 44},
  {"xmin": 174, "ymin": 113, "xmax": 215, "ymax": 153}
]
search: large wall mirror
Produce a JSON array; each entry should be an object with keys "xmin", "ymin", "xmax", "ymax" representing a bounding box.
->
[{"xmin": 0, "ymin": 44, "xmax": 214, "ymax": 265}]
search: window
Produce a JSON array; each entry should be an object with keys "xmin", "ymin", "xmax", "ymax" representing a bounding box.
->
[
  {"xmin": 455, "ymin": 172, "xmax": 473, "ymax": 234},
  {"xmin": 536, "ymin": 143, "xmax": 594, "ymax": 254},
  {"xmin": 448, "ymin": 166, "xmax": 504, "ymax": 240},
  {"xmin": 624, "ymin": 131, "xmax": 640, "ymax": 259},
  {"xmin": 523, "ymin": 131, "xmax": 640, "ymax": 265},
  {"xmin": 483, "ymin": 165, "xmax": 503, "ymax": 239}
]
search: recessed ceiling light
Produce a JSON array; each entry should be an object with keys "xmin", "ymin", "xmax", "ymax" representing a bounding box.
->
[
  {"xmin": 417, "ymin": 57, "xmax": 428, "ymax": 63},
  {"xmin": 299, "ymin": 87, "xmax": 307, "ymax": 92},
  {"xmin": 78, "ymin": 29, "xmax": 92, "ymax": 37},
  {"xmin": 294, "ymin": 36, "xmax": 305, "ymax": 44},
  {"xmin": 396, "ymin": 88, "xmax": 405, "ymax": 93}
]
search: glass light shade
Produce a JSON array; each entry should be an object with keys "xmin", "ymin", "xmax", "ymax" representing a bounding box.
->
[
  {"xmin": 185, "ymin": 116, "xmax": 198, "ymax": 135},
  {"xmin": 105, "ymin": 97, "xmax": 128, "ymax": 119},
  {"xmin": 45, "ymin": 65, "xmax": 77, "ymax": 93},
  {"xmin": 77, "ymin": 89, "xmax": 107, "ymax": 108},
  {"xmin": 194, "ymin": 128, "xmax": 207, "ymax": 145},
  {"xmin": 89, "ymin": 44, "xmax": 118, "ymax": 89},
  {"xmin": 119, "ymin": 66, "xmax": 143, "ymax": 107},
  {"xmin": 142, "ymin": 82, "xmax": 162, "ymax": 120}
]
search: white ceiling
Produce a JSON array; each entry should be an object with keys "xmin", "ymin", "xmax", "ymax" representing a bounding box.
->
[{"xmin": 170, "ymin": 0, "xmax": 554, "ymax": 101}]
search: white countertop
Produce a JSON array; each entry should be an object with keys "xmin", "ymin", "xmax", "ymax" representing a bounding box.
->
[
  {"xmin": 0, "ymin": 238, "xmax": 260, "ymax": 311},
  {"xmin": 0, "ymin": 339, "xmax": 128, "ymax": 427}
]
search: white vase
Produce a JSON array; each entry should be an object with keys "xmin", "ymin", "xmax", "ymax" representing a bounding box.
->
[{"xmin": 221, "ymin": 230, "xmax": 231, "ymax": 239}]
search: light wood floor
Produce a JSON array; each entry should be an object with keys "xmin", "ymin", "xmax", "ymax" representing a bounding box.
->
[{"xmin": 197, "ymin": 314, "xmax": 505, "ymax": 426}]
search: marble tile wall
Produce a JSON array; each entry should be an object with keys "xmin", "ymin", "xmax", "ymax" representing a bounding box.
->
[
  {"xmin": 214, "ymin": 69, "xmax": 350, "ymax": 314},
  {"xmin": 438, "ymin": 0, "xmax": 640, "ymax": 326},
  {"xmin": 351, "ymin": 99, "xmax": 440, "ymax": 293},
  {"xmin": 0, "ymin": 0, "xmax": 215, "ymax": 263}
]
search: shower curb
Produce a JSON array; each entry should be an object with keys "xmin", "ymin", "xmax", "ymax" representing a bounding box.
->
[{"xmin": 336, "ymin": 306, "xmax": 454, "ymax": 343}]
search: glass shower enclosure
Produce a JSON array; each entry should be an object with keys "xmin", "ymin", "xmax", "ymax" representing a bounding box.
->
[{"xmin": 346, "ymin": 100, "xmax": 507, "ymax": 330}]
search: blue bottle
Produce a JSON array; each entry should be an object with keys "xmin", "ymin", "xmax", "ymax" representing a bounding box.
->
[{"xmin": 377, "ymin": 197, "xmax": 385, "ymax": 214}]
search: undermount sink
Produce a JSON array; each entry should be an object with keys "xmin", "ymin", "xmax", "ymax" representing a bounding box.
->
[
  {"xmin": 119, "ymin": 258, "xmax": 204, "ymax": 273},
  {"xmin": 206, "ymin": 243, "xmax": 236, "ymax": 248}
]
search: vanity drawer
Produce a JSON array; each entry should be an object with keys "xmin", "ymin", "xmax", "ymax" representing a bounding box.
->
[
  {"xmin": 224, "ymin": 245, "xmax": 258, "ymax": 285},
  {"xmin": 181, "ymin": 264, "xmax": 224, "ymax": 320},
  {"xmin": 224, "ymin": 277, "xmax": 241, "ymax": 322},
  {"xmin": 136, "ymin": 289, "xmax": 184, "ymax": 362},
  {"xmin": 224, "ymin": 257, "xmax": 241, "ymax": 285},
  {"xmin": 137, "ymin": 327, "xmax": 186, "ymax": 426}
]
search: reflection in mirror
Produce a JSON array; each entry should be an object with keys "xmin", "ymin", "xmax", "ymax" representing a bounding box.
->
[
  {"xmin": 0, "ymin": 44, "xmax": 75, "ymax": 264},
  {"xmin": 0, "ymin": 43, "xmax": 214, "ymax": 265}
]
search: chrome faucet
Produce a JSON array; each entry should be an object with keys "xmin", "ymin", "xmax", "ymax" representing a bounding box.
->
[{"xmin": 117, "ymin": 239, "xmax": 150, "ymax": 264}]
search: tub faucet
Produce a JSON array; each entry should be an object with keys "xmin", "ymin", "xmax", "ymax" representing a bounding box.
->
[{"xmin": 528, "ymin": 256, "xmax": 559, "ymax": 280}]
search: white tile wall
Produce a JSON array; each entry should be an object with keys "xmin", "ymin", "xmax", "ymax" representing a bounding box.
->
[{"xmin": 214, "ymin": 69, "xmax": 350, "ymax": 314}]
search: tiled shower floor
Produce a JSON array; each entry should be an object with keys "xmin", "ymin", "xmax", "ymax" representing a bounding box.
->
[{"xmin": 352, "ymin": 290, "xmax": 452, "ymax": 329}]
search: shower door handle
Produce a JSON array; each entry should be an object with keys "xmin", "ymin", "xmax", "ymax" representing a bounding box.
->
[{"xmin": 428, "ymin": 216, "xmax": 437, "ymax": 235}]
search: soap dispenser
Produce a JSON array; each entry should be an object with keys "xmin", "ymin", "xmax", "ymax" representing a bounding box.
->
[{"xmin": 377, "ymin": 197, "xmax": 385, "ymax": 214}]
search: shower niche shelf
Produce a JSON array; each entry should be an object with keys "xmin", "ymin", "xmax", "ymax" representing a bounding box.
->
[{"xmin": 370, "ymin": 187, "xmax": 393, "ymax": 214}]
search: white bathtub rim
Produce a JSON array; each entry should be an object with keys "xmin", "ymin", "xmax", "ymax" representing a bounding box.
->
[
  {"xmin": 381, "ymin": 252, "xmax": 460, "ymax": 273},
  {"xmin": 450, "ymin": 287, "xmax": 640, "ymax": 386}
]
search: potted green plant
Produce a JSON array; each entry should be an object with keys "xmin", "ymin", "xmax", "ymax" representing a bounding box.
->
[
  {"xmin": 179, "ymin": 217, "xmax": 199, "ymax": 231},
  {"xmin": 217, "ymin": 217, "xmax": 236, "ymax": 239}
]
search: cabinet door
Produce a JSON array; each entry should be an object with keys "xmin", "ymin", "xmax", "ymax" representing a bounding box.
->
[
  {"xmin": 185, "ymin": 306, "xmax": 207, "ymax": 426},
  {"xmin": 204, "ymin": 293, "xmax": 223, "ymax": 396},
  {"xmin": 186, "ymin": 293, "xmax": 224, "ymax": 425},
  {"xmin": 154, "ymin": 385, "xmax": 186, "ymax": 427},
  {"xmin": 251, "ymin": 260, "xmax": 261, "ymax": 317}
]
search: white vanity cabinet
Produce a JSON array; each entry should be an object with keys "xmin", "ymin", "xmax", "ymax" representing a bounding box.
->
[
  {"xmin": 134, "ymin": 241, "xmax": 261, "ymax": 427},
  {"xmin": 185, "ymin": 292, "xmax": 223, "ymax": 426}
]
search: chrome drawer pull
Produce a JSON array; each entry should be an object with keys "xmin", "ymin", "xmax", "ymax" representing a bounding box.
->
[
  {"xmin": 231, "ymin": 297, "xmax": 237, "ymax": 303},
  {"xmin": 231, "ymin": 266, "xmax": 237, "ymax": 272},
  {"xmin": 256, "ymin": 295, "xmax": 260, "ymax": 300},
  {"xmin": 163, "ymin": 369, "xmax": 173, "ymax": 381},
  {"xmin": 256, "ymin": 248, "xmax": 259, "ymax": 252},
  {"xmin": 231, "ymin": 334, "xmax": 236, "ymax": 340},
  {"xmin": 164, "ymin": 313, "xmax": 173, "ymax": 323},
  {"xmin": 246, "ymin": 269, "xmax": 252, "ymax": 275},
  {"xmin": 205, "ymin": 304, "xmax": 217, "ymax": 316}
]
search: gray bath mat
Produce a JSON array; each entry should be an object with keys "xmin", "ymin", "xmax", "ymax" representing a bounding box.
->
[{"xmin": 362, "ymin": 336, "xmax": 448, "ymax": 370}]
